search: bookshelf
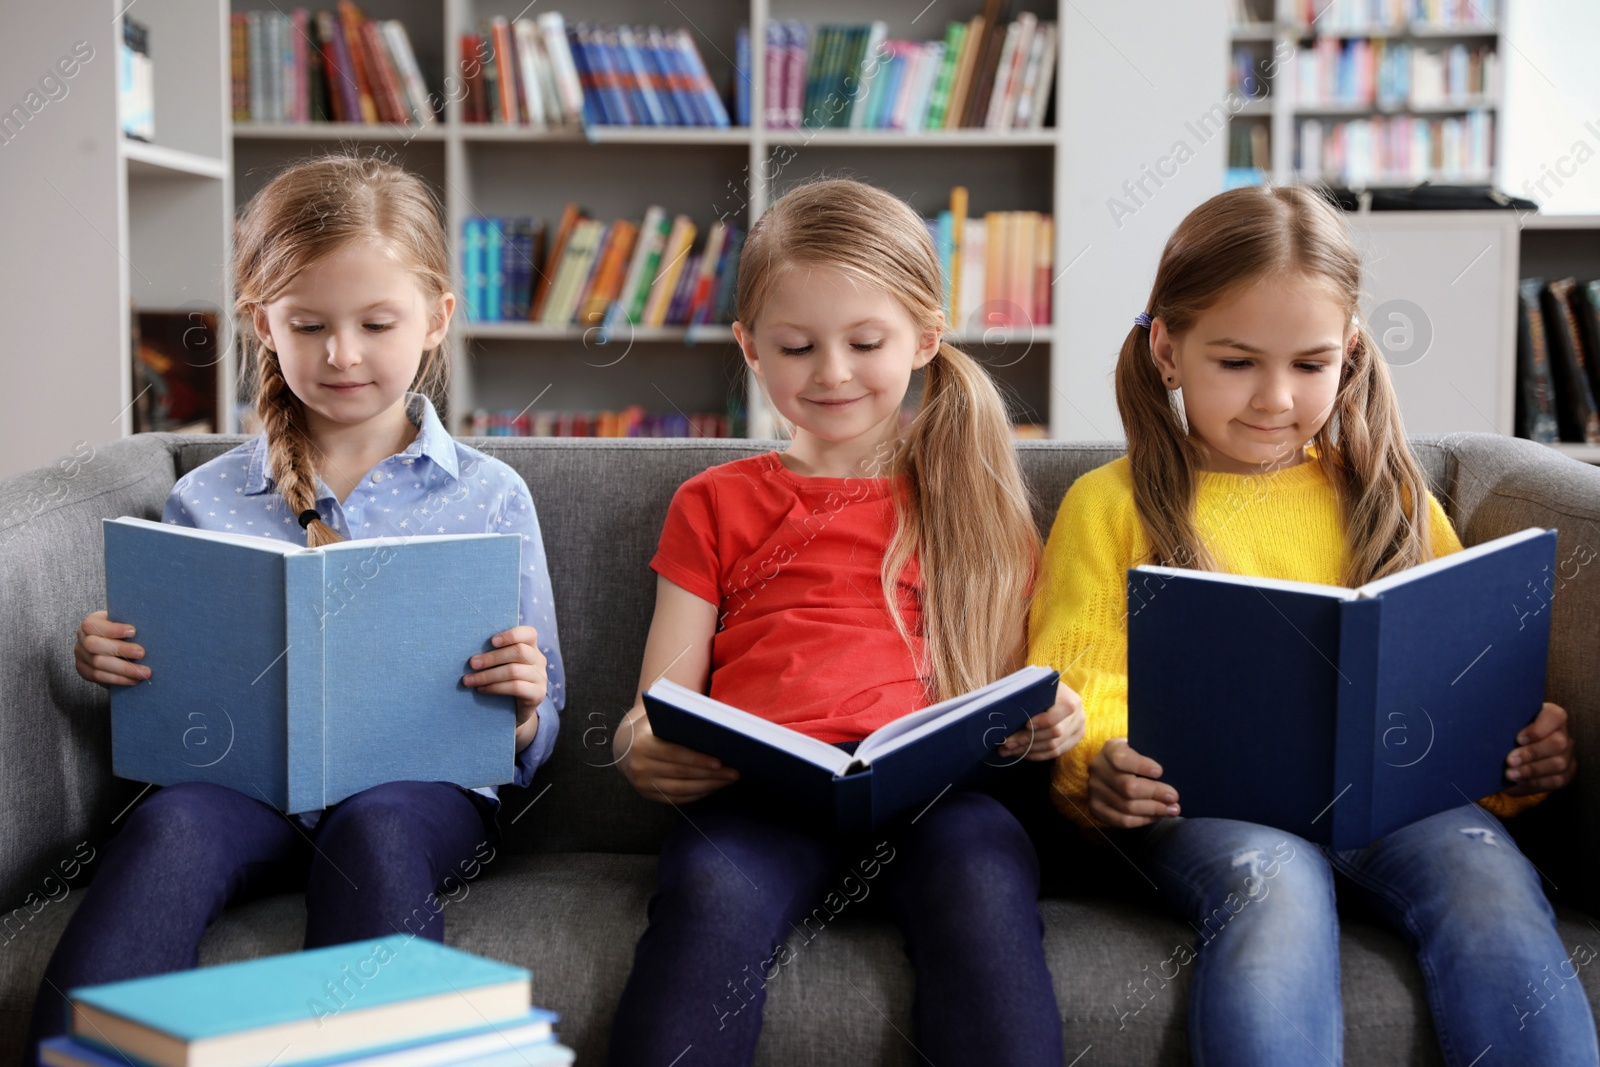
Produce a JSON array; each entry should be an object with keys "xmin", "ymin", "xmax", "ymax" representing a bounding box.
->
[
  {"xmin": 1226, "ymin": 0, "xmax": 1503, "ymax": 189},
  {"xmin": 224, "ymin": 0, "xmax": 1071, "ymax": 440}
]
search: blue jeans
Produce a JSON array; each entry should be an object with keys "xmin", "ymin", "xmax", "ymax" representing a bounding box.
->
[
  {"xmin": 1130, "ymin": 804, "xmax": 1599, "ymax": 1067},
  {"xmin": 27, "ymin": 780, "xmax": 497, "ymax": 1054},
  {"xmin": 608, "ymin": 789, "xmax": 1062, "ymax": 1067}
]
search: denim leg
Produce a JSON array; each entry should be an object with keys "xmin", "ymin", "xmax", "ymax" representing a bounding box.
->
[
  {"xmin": 303, "ymin": 781, "xmax": 497, "ymax": 948},
  {"xmin": 1330, "ymin": 803, "xmax": 1600, "ymax": 1067},
  {"xmin": 1135, "ymin": 817, "xmax": 1341, "ymax": 1067},
  {"xmin": 884, "ymin": 791, "xmax": 1062, "ymax": 1067},
  {"xmin": 607, "ymin": 802, "xmax": 840, "ymax": 1067},
  {"xmin": 26, "ymin": 783, "xmax": 306, "ymax": 1053}
]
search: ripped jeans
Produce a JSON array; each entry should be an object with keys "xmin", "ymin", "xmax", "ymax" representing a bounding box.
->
[{"xmin": 1130, "ymin": 804, "xmax": 1599, "ymax": 1067}]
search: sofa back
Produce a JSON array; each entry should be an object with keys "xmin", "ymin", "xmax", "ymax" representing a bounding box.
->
[{"xmin": 16, "ymin": 432, "xmax": 1600, "ymax": 904}]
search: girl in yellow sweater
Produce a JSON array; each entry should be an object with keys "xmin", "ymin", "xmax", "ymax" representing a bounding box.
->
[{"xmin": 1028, "ymin": 185, "xmax": 1594, "ymax": 1066}]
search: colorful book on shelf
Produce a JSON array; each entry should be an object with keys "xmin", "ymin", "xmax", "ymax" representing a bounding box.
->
[
  {"xmin": 532, "ymin": 203, "xmax": 583, "ymax": 320},
  {"xmin": 1128, "ymin": 528, "xmax": 1554, "ymax": 851},
  {"xmin": 336, "ymin": 1, "xmax": 381, "ymax": 122},
  {"xmin": 462, "ymin": 216, "xmax": 487, "ymax": 322},
  {"xmin": 103, "ymin": 518, "xmax": 519, "ymax": 814},
  {"xmin": 642, "ymin": 216, "xmax": 697, "ymax": 326},
  {"xmin": 644, "ymin": 666, "xmax": 1059, "ymax": 837},
  {"xmin": 580, "ymin": 220, "xmax": 640, "ymax": 325},
  {"xmin": 44, "ymin": 1028, "xmax": 570, "ymax": 1067},
  {"xmin": 57, "ymin": 937, "xmax": 552, "ymax": 1067},
  {"xmin": 623, "ymin": 210, "xmax": 673, "ymax": 325},
  {"xmin": 1516, "ymin": 277, "xmax": 1561, "ymax": 444},
  {"xmin": 471, "ymin": 407, "xmax": 731, "ymax": 439}
]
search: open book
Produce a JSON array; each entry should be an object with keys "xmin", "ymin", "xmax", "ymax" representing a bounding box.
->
[
  {"xmin": 1127, "ymin": 527, "xmax": 1556, "ymax": 849},
  {"xmin": 104, "ymin": 517, "xmax": 521, "ymax": 813},
  {"xmin": 644, "ymin": 665, "xmax": 1059, "ymax": 835}
]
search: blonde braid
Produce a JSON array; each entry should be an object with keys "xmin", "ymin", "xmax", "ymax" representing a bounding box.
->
[{"xmin": 257, "ymin": 352, "xmax": 342, "ymax": 547}]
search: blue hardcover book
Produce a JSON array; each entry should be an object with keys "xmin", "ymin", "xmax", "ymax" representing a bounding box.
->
[
  {"xmin": 485, "ymin": 216, "xmax": 506, "ymax": 323},
  {"xmin": 508, "ymin": 217, "xmax": 535, "ymax": 319},
  {"xmin": 645, "ymin": 665, "xmax": 1058, "ymax": 837},
  {"xmin": 639, "ymin": 27, "xmax": 684, "ymax": 124},
  {"xmin": 1127, "ymin": 527, "xmax": 1556, "ymax": 849},
  {"xmin": 64, "ymin": 938, "xmax": 538, "ymax": 1067},
  {"xmin": 613, "ymin": 26, "xmax": 666, "ymax": 125},
  {"xmin": 562, "ymin": 25, "xmax": 604, "ymax": 126},
  {"xmin": 675, "ymin": 27, "xmax": 730, "ymax": 127},
  {"xmin": 734, "ymin": 26, "xmax": 750, "ymax": 127},
  {"xmin": 103, "ymin": 518, "xmax": 519, "ymax": 814}
]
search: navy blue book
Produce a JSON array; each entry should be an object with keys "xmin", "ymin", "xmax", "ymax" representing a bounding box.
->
[
  {"xmin": 644, "ymin": 665, "xmax": 1059, "ymax": 836},
  {"xmin": 103, "ymin": 517, "xmax": 520, "ymax": 814},
  {"xmin": 1127, "ymin": 527, "xmax": 1556, "ymax": 849}
]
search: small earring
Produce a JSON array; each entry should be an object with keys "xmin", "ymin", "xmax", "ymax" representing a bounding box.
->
[{"xmin": 1165, "ymin": 376, "xmax": 1174, "ymax": 383}]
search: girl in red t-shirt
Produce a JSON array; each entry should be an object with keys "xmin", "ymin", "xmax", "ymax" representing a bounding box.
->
[{"xmin": 607, "ymin": 178, "xmax": 1087, "ymax": 1067}]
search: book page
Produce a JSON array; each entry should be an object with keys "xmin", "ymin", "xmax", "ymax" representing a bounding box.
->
[{"xmin": 855, "ymin": 665, "xmax": 1055, "ymax": 763}]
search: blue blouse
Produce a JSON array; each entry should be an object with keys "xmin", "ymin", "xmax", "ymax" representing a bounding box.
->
[{"xmin": 162, "ymin": 393, "xmax": 565, "ymax": 814}]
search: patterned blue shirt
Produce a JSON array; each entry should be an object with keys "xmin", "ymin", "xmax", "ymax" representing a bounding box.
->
[{"xmin": 162, "ymin": 393, "xmax": 564, "ymax": 813}]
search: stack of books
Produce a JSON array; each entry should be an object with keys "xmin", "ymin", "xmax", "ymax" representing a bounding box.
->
[
  {"xmin": 470, "ymin": 407, "xmax": 734, "ymax": 438},
  {"xmin": 231, "ymin": 3, "xmax": 432, "ymax": 125},
  {"xmin": 461, "ymin": 15, "xmax": 731, "ymax": 128},
  {"xmin": 933, "ymin": 188, "xmax": 1053, "ymax": 333},
  {"xmin": 39, "ymin": 938, "xmax": 572, "ymax": 1067},
  {"xmin": 1515, "ymin": 277, "xmax": 1600, "ymax": 447},
  {"xmin": 463, "ymin": 205, "xmax": 742, "ymax": 330},
  {"xmin": 767, "ymin": 9, "xmax": 1056, "ymax": 131}
]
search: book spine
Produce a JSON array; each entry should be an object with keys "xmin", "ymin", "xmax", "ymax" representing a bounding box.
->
[
  {"xmin": 626, "ymin": 216, "xmax": 670, "ymax": 324},
  {"xmin": 292, "ymin": 9, "xmax": 310, "ymax": 123},
  {"xmin": 485, "ymin": 218, "xmax": 506, "ymax": 322},
  {"xmin": 247, "ymin": 12, "xmax": 264, "ymax": 123},
  {"xmin": 764, "ymin": 22, "xmax": 785, "ymax": 128},
  {"xmin": 231, "ymin": 14, "xmax": 250, "ymax": 121},
  {"xmin": 1330, "ymin": 598, "xmax": 1381, "ymax": 852},
  {"xmin": 783, "ymin": 22, "xmax": 805, "ymax": 129},
  {"xmin": 284, "ymin": 552, "xmax": 326, "ymax": 814},
  {"xmin": 462, "ymin": 217, "xmax": 487, "ymax": 322},
  {"xmin": 337, "ymin": 0, "xmax": 379, "ymax": 123}
]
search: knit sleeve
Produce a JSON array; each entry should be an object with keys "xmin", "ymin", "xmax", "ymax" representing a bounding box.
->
[
  {"xmin": 1027, "ymin": 462, "xmax": 1142, "ymax": 830},
  {"xmin": 1424, "ymin": 492, "xmax": 1546, "ymax": 819}
]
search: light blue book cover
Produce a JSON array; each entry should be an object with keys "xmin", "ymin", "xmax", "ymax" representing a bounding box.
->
[
  {"xmin": 484, "ymin": 217, "xmax": 505, "ymax": 323},
  {"xmin": 68, "ymin": 938, "xmax": 537, "ymax": 1065},
  {"xmin": 104, "ymin": 518, "xmax": 519, "ymax": 814}
]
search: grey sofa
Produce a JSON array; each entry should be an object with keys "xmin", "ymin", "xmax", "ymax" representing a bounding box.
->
[{"xmin": 2, "ymin": 432, "xmax": 1598, "ymax": 1065}]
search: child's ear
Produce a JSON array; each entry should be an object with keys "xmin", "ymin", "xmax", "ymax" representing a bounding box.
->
[
  {"xmin": 1149, "ymin": 318, "xmax": 1179, "ymax": 388},
  {"xmin": 249, "ymin": 304, "xmax": 275, "ymax": 353},
  {"xmin": 732, "ymin": 321, "xmax": 764, "ymax": 380},
  {"xmin": 913, "ymin": 315, "xmax": 943, "ymax": 370},
  {"xmin": 424, "ymin": 291, "xmax": 456, "ymax": 349}
]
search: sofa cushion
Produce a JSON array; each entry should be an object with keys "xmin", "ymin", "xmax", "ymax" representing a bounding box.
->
[{"xmin": 4, "ymin": 850, "xmax": 1596, "ymax": 1066}]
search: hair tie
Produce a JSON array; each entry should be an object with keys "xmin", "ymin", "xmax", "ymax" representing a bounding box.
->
[
  {"xmin": 1134, "ymin": 312, "xmax": 1153, "ymax": 329},
  {"xmin": 297, "ymin": 509, "xmax": 321, "ymax": 530}
]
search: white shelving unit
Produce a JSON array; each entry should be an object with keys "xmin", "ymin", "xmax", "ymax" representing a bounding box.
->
[{"xmin": 0, "ymin": 2, "xmax": 234, "ymax": 480}]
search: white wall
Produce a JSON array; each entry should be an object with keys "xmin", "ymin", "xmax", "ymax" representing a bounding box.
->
[
  {"xmin": 1501, "ymin": 0, "xmax": 1600, "ymax": 215},
  {"xmin": 0, "ymin": 7, "xmax": 124, "ymax": 480},
  {"xmin": 1055, "ymin": 0, "xmax": 1232, "ymax": 441}
]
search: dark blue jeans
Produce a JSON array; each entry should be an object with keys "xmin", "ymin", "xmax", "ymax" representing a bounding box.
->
[
  {"xmin": 607, "ymin": 788, "xmax": 1062, "ymax": 1067},
  {"xmin": 27, "ymin": 780, "xmax": 497, "ymax": 1053}
]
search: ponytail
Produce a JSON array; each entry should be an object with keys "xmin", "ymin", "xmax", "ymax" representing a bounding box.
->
[{"xmin": 886, "ymin": 342, "xmax": 1039, "ymax": 702}]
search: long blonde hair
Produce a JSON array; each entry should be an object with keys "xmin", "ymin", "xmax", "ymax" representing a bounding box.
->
[
  {"xmin": 737, "ymin": 178, "xmax": 1040, "ymax": 701},
  {"xmin": 1116, "ymin": 184, "xmax": 1431, "ymax": 586},
  {"xmin": 234, "ymin": 155, "xmax": 452, "ymax": 547}
]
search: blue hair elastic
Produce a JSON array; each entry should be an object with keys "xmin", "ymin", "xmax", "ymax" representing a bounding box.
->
[{"xmin": 1134, "ymin": 312, "xmax": 1153, "ymax": 329}]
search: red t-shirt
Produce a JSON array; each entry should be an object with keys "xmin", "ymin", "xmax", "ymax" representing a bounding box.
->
[{"xmin": 650, "ymin": 452, "xmax": 928, "ymax": 743}]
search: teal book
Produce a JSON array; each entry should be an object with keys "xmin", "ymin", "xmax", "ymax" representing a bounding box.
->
[
  {"xmin": 44, "ymin": 1033, "xmax": 573, "ymax": 1067},
  {"xmin": 66, "ymin": 938, "xmax": 536, "ymax": 1067},
  {"xmin": 103, "ymin": 517, "xmax": 520, "ymax": 814}
]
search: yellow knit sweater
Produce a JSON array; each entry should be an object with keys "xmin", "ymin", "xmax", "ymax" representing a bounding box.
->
[{"xmin": 1027, "ymin": 455, "xmax": 1542, "ymax": 830}]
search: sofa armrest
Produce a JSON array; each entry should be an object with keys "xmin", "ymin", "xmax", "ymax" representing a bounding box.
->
[
  {"xmin": 1417, "ymin": 433, "xmax": 1600, "ymax": 912},
  {"xmin": 0, "ymin": 436, "xmax": 178, "ymax": 912}
]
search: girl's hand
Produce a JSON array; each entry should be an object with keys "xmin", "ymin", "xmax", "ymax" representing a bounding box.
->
[
  {"xmin": 1088, "ymin": 738, "xmax": 1180, "ymax": 829},
  {"xmin": 614, "ymin": 706, "xmax": 739, "ymax": 804},
  {"xmin": 998, "ymin": 681, "xmax": 1087, "ymax": 761},
  {"xmin": 1504, "ymin": 702, "xmax": 1576, "ymax": 795},
  {"xmin": 464, "ymin": 626, "xmax": 547, "ymax": 744},
  {"xmin": 75, "ymin": 610, "xmax": 149, "ymax": 688}
]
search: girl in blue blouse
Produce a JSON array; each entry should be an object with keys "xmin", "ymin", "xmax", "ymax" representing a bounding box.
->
[{"xmin": 29, "ymin": 157, "xmax": 564, "ymax": 1050}]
